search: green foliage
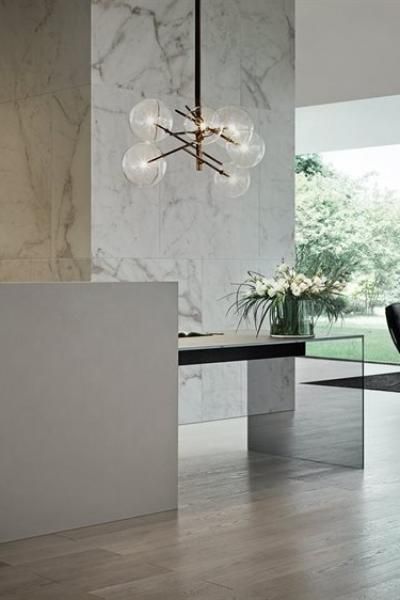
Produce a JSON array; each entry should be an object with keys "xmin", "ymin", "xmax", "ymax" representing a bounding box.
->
[
  {"xmin": 296, "ymin": 157, "xmax": 400, "ymax": 313},
  {"xmin": 295, "ymin": 154, "xmax": 332, "ymax": 178}
]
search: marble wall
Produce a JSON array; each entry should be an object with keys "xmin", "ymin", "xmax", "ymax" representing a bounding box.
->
[
  {"xmin": 92, "ymin": 0, "xmax": 295, "ymax": 422},
  {"xmin": 0, "ymin": 0, "xmax": 91, "ymax": 281}
]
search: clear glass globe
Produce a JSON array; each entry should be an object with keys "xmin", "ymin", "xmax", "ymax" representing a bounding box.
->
[
  {"xmin": 213, "ymin": 163, "xmax": 251, "ymax": 198},
  {"xmin": 226, "ymin": 132, "xmax": 265, "ymax": 168},
  {"xmin": 215, "ymin": 106, "xmax": 254, "ymax": 146},
  {"xmin": 122, "ymin": 142, "xmax": 167, "ymax": 187},
  {"xmin": 183, "ymin": 106, "xmax": 222, "ymax": 145},
  {"xmin": 129, "ymin": 99, "xmax": 173, "ymax": 142}
]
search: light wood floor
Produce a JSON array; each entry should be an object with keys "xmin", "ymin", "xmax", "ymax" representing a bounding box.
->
[{"xmin": 1, "ymin": 385, "xmax": 400, "ymax": 598}]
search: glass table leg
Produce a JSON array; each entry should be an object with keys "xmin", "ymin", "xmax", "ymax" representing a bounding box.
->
[{"xmin": 247, "ymin": 336, "xmax": 364, "ymax": 469}]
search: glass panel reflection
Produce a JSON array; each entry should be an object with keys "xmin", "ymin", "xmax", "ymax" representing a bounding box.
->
[{"xmin": 248, "ymin": 336, "xmax": 364, "ymax": 469}]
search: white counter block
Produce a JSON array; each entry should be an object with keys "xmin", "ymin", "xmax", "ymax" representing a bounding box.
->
[{"xmin": 0, "ymin": 282, "xmax": 178, "ymax": 542}]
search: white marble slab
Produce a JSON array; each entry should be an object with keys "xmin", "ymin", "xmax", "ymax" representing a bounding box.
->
[
  {"xmin": 93, "ymin": 256, "xmax": 202, "ymax": 331},
  {"xmin": 91, "ymin": 0, "xmax": 295, "ymax": 424},
  {"xmin": 92, "ymin": 85, "xmax": 160, "ymax": 259},
  {"xmin": 92, "ymin": 0, "xmax": 193, "ymax": 99},
  {"xmin": 0, "ymin": 1, "xmax": 91, "ymax": 282},
  {"xmin": 179, "ymin": 365, "xmax": 203, "ymax": 424},
  {"xmin": 0, "ymin": 97, "xmax": 51, "ymax": 259},
  {"xmin": 0, "ymin": 0, "xmax": 90, "ymax": 102},
  {"xmin": 51, "ymin": 86, "xmax": 91, "ymax": 264}
]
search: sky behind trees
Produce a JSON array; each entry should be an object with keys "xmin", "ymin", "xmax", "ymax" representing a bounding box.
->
[{"xmin": 322, "ymin": 145, "xmax": 400, "ymax": 192}]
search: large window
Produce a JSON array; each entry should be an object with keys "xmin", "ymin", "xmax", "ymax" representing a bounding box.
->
[{"xmin": 296, "ymin": 146, "xmax": 400, "ymax": 363}]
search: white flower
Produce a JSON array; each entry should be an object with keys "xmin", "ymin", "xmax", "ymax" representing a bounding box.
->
[
  {"xmin": 304, "ymin": 277, "xmax": 312, "ymax": 288},
  {"xmin": 276, "ymin": 279, "xmax": 289, "ymax": 291},
  {"xmin": 290, "ymin": 283, "xmax": 301, "ymax": 297},
  {"xmin": 277, "ymin": 263, "xmax": 290, "ymax": 274},
  {"xmin": 333, "ymin": 280, "xmax": 346, "ymax": 291},
  {"xmin": 255, "ymin": 280, "xmax": 268, "ymax": 297},
  {"xmin": 262, "ymin": 278, "xmax": 275, "ymax": 287},
  {"xmin": 311, "ymin": 276, "xmax": 325, "ymax": 294},
  {"xmin": 294, "ymin": 273, "xmax": 308, "ymax": 284}
]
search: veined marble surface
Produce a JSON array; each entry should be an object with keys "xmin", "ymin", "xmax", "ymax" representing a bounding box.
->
[
  {"xmin": 92, "ymin": 0, "xmax": 194, "ymax": 99},
  {"xmin": 0, "ymin": 0, "xmax": 91, "ymax": 281},
  {"xmin": 0, "ymin": 96, "xmax": 51, "ymax": 260},
  {"xmin": 0, "ymin": 87, "xmax": 90, "ymax": 276},
  {"xmin": 93, "ymin": 256, "xmax": 202, "ymax": 331},
  {"xmin": 0, "ymin": 0, "xmax": 90, "ymax": 103},
  {"xmin": 51, "ymin": 86, "xmax": 91, "ymax": 266},
  {"xmin": 92, "ymin": 0, "xmax": 295, "ymax": 423}
]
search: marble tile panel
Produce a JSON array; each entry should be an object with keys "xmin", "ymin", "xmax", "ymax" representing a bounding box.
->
[
  {"xmin": 240, "ymin": 0, "xmax": 294, "ymax": 110},
  {"xmin": 92, "ymin": 256, "xmax": 202, "ymax": 331},
  {"xmin": 51, "ymin": 86, "xmax": 91, "ymax": 261},
  {"xmin": 248, "ymin": 357, "xmax": 295, "ymax": 415},
  {"xmin": 202, "ymin": 361, "xmax": 242, "ymax": 396},
  {"xmin": 91, "ymin": 85, "xmax": 160, "ymax": 258},
  {"xmin": 51, "ymin": 259, "xmax": 92, "ymax": 281},
  {"xmin": 203, "ymin": 0, "xmax": 241, "ymax": 50},
  {"xmin": 240, "ymin": 45, "xmax": 294, "ymax": 111},
  {"xmin": 0, "ymin": 259, "xmax": 90, "ymax": 282},
  {"xmin": 240, "ymin": 0, "xmax": 294, "ymax": 52},
  {"xmin": 204, "ymin": 41, "xmax": 241, "ymax": 109},
  {"xmin": 200, "ymin": 259, "xmax": 248, "ymax": 422},
  {"xmin": 0, "ymin": 0, "xmax": 90, "ymax": 103},
  {"xmin": 0, "ymin": 260, "xmax": 32, "ymax": 282},
  {"xmin": 90, "ymin": 0, "xmax": 295, "ymax": 424},
  {"xmin": 179, "ymin": 366, "xmax": 203, "ymax": 425},
  {"xmin": 201, "ymin": 386, "xmax": 244, "ymax": 422},
  {"xmin": 259, "ymin": 178, "xmax": 295, "ymax": 263},
  {"xmin": 0, "ymin": 97, "xmax": 51, "ymax": 259},
  {"xmin": 28, "ymin": 260, "xmax": 54, "ymax": 282},
  {"xmin": 201, "ymin": 259, "xmax": 246, "ymax": 332},
  {"xmin": 159, "ymin": 163, "xmax": 259, "ymax": 260},
  {"xmin": 92, "ymin": 0, "xmax": 193, "ymax": 99},
  {"xmin": 259, "ymin": 107, "xmax": 294, "ymax": 182}
]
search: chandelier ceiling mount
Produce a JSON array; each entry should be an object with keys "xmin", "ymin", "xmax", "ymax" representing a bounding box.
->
[{"xmin": 122, "ymin": 0, "xmax": 265, "ymax": 198}]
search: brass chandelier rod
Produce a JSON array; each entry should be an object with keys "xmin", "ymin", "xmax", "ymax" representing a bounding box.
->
[
  {"xmin": 154, "ymin": 124, "xmax": 228, "ymax": 175},
  {"xmin": 145, "ymin": 0, "xmax": 230, "ymax": 177},
  {"xmin": 194, "ymin": 0, "xmax": 203, "ymax": 171},
  {"xmin": 123, "ymin": 0, "xmax": 266, "ymax": 195}
]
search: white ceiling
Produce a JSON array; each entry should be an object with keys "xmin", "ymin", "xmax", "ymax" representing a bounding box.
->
[
  {"xmin": 296, "ymin": 0, "xmax": 400, "ymax": 107},
  {"xmin": 296, "ymin": 95, "xmax": 400, "ymax": 153}
]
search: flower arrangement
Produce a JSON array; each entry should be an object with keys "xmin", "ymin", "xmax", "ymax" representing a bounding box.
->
[{"xmin": 228, "ymin": 263, "xmax": 347, "ymax": 337}]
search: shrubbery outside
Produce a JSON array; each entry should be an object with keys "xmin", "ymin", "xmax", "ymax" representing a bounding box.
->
[{"xmin": 296, "ymin": 152, "xmax": 400, "ymax": 363}]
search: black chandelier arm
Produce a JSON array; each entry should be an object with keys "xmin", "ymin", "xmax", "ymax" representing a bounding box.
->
[
  {"xmin": 217, "ymin": 131, "xmax": 240, "ymax": 146},
  {"xmin": 155, "ymin": 124, "xmax": 229, "ymax": 176},
  {"xmin": 175, "ymin": 108, "xmax": 195, "ymax": 121},
  {"xmin": 171, "ymin": 130, "xmax": 196, "ymax": 136},
  {"xmin": 185, "ymin": 105, "xmax": 199, "ymax": 118},
  {"xmin": 147, "ymin": 142, "xmax": 193, "ymax": 163},
  {"xmin": 155, "ymin": 124, "xmax": 224, "ymax": 166}
]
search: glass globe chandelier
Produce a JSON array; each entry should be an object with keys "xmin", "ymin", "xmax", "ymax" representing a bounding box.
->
[{"xmin": 122, "ymin": 0, "xmax": 265, "ymax": 198}]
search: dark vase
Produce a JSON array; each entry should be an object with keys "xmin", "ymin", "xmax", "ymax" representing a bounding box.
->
[{"xmin": 269, "ymin": 296, "xmax": 314, "ymax": 337}]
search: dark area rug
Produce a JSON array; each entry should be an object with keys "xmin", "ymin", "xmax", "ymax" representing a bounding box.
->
[{"xmin": 306, "ymin": 372, "xmax": 400, "ymax": 392}]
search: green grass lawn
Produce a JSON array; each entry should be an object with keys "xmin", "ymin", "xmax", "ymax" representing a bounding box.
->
[{"xmin": 308, "ymin": 316, "xmax": 400, "ymax": 364}]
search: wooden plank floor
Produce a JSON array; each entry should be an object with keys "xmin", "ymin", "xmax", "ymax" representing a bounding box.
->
[{"xmin": 1, "ymin": 388, "xmax": 400, "ymax": 599}]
